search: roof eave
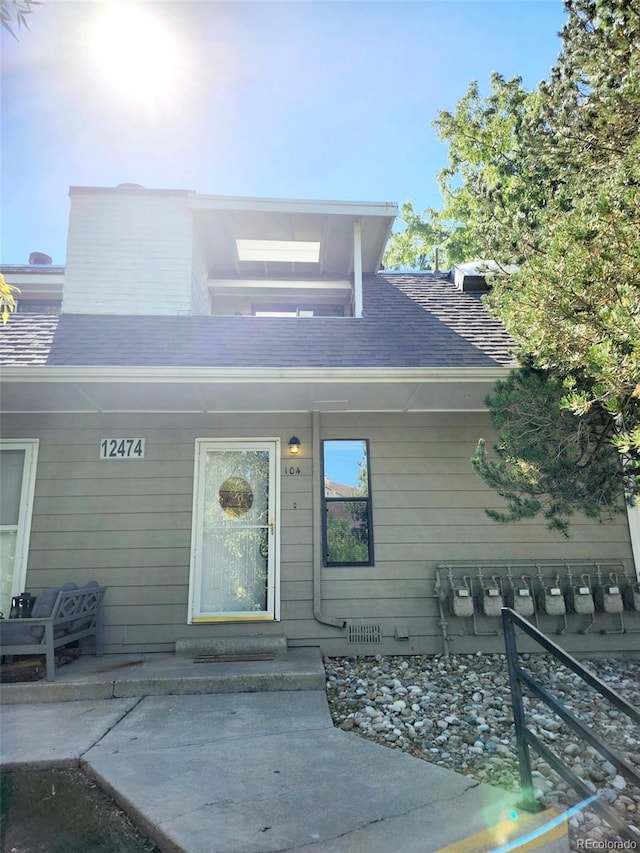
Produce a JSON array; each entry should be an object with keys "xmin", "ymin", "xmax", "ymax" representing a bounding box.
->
[{"xmin": 0, "ymin": 365, "xmax": 512, "ymax": 384}]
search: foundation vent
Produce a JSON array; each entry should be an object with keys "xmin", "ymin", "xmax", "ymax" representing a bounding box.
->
[{"xmin": 348, "ymin": 624, "xmax": 382, "ymax": 644}]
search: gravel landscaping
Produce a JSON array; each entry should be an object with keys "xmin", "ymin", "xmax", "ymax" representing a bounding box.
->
[{"xmin": 324, "ymin": 653, "xmax": 640, "ymax": 850}]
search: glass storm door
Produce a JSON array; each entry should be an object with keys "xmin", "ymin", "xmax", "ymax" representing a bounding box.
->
[
  {"xmin": 189, "ymin": 440, "xmax": 279, "ymax": 621},
  {"xmin": 0, "ymin": 441, "xmax": 39, "ymax": 618}
]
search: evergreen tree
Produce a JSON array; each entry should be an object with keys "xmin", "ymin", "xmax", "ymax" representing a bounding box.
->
[{"xmin": 385, "ymin": 0, "xmax": 640, "ymax": 532}]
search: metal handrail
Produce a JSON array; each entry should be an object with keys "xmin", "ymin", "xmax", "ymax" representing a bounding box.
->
[{"xmin": 502, "ymin": 607, "xmax": 640, "ymax": 844}]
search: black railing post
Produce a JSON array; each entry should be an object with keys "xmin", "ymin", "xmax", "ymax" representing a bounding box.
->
[
  {"xmin": 502, "ymin": 608, "xmax": 540, "ymax": 813},
  {"xmin": 500, "ymin": 606, "xmax": 640, "ymax": 841}
]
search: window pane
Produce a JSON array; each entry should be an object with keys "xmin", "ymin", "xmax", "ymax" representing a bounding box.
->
[
  {"xmin": 200, "ymin": 449, "xmax": 270, "ymax": 613},
  {"xmin": 0, "ymin": 530, "xmax": 17, "ymax": 617},
  {"xmin": 325, "ymin": 500, "xmax": 370, "ymax": 564},
  {"xmin": 323, "ymin": 440, "xmax": 368, "ymax": 497},
  {"xmin": 0, "ymin": 450, "xmax": 25, "ymax": 525}
]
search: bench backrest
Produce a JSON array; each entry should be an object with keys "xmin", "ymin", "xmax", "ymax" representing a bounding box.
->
[{"xmin": 50, "ymin": 585, "xmax": 106, "ymax": 621}]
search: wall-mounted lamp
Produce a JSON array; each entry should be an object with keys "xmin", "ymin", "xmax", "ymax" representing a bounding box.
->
[{"xmin": 288, "ymin": 436, "xmax": 301, "ymax": 455}]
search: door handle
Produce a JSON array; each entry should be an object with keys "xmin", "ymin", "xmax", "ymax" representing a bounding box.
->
[{"xmin": 269, "ymin": 520, "xmax": 275, "ymax": 536}]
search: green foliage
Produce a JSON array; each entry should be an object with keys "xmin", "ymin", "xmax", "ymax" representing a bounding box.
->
[
  {"xmin": 384, "ymin": 73, "xmax": 532, "ymax": 270},
  {"xmin": 434, "ymin": 74, "xmax": 533, "ymax": 267},
  {"xmin": 483, "ymin": 0, "xmax": 640, "ymax": 508},
  {"xmin": 0, "ymin": 0, "xmax": 40, "ymax": 38},
  {"xmin": 383, "ymin": 202, "xmax": 451, "ymax": 270},
  {"xmin": 0, "ymin": 274, "xmax": 19, "ymax": 324},
  {"xmin": 325, "ymin": 511, "xmax": 370, "ymax": 563},
  {"xmin": 391, "ymin": 0, "xmax": 640, "ymax": 530},
  {"xmin": 471, "ymin": 366, "xmax": 633, "ymax": 535}
]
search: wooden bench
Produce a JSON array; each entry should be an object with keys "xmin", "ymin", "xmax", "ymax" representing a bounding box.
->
[{"xmin": 0, "ymin": 583, "xmax": 106, "ymax": 681}]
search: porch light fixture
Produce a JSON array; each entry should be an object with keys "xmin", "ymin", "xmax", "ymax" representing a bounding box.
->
[
  {"xmin": 236, "ymin": 239, "xmax": 320, "ymax": 263},
  {"xmin": 288, "ymin": 436, "xmax": 301, "ymax": 455}
]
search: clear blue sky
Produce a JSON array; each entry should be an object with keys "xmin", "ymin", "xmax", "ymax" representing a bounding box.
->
[{"xmin": 1, "ymin": 0, "xmax": 567, "ymax": 265}]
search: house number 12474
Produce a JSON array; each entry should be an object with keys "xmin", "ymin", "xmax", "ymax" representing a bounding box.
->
[{"xmin": 100, "ymin": 438, "xmax": 145, "ymax": 459}]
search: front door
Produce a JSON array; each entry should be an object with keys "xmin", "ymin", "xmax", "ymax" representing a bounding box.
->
[{"xmin": 189, "ymin": 439, "xmax": 279, "ymax": 622}]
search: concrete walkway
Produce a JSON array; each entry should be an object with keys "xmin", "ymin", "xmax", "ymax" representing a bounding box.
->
[{"xmin": 0, "ymin": 652, "xmax": 569, "ymax": 853}]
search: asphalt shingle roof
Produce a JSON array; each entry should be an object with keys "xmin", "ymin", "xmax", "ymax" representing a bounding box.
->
[
  {"xmin": 0, "ymin": 274, "xmax": 516, "ymax": 369},
  {"xmin": 0, "ymin": 314, "xmax": 60, "ymax": 366}
]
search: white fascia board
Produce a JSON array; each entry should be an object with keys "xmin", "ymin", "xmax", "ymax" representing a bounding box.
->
[
  {"xmin": 2, "ymin": 273, "xmax": 65, "ymax": 288},
  {"xmin": 373, "ymin": 215, "xmax": 397, "ymax": 274},
  {"xmin": 190, "ymin": 193, "xmax": 398, "ymax": 219},
  {"xmin": 0, "ymin": 365, "xmax": 511, "ymax": 385}
]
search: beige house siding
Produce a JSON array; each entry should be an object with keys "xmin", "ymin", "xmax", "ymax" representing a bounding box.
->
[
  {"xmin": 316, "ymin": 412, "xmax": 637, "ymax": 656},
  {"xmin": 2, "ymin": 409, "xmax": 637, "ymax": 657}
]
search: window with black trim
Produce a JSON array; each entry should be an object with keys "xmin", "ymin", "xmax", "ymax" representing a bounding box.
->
[{"xmin": 322, "ymin": 439, "xmax": 373, "ymax": 566}]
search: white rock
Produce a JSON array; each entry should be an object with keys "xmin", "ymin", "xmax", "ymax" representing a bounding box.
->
[
  {"xmin": 322, "ymin": 651, "xmax": 640, "ymax": 820},
  {"xmin": 599, "ymin": 788, "xmax": 618, "ymax": 803}
]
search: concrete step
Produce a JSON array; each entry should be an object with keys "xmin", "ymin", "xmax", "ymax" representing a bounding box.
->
[
  {"xmin": 0, "ymin": 646, "xmax": 326, "ymax": 704},
  {"xmin": 175, "ymin": 633, "xmax": 288, "ymax": 657}
]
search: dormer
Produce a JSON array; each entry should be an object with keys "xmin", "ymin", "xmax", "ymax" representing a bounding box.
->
[
  {"xmin": 61, "ymin": 185, "xmax": 397, "ymax": 317},
  {"xmin": 194, "ymin": 195, "xmax": 397, "ymax": 317}
]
